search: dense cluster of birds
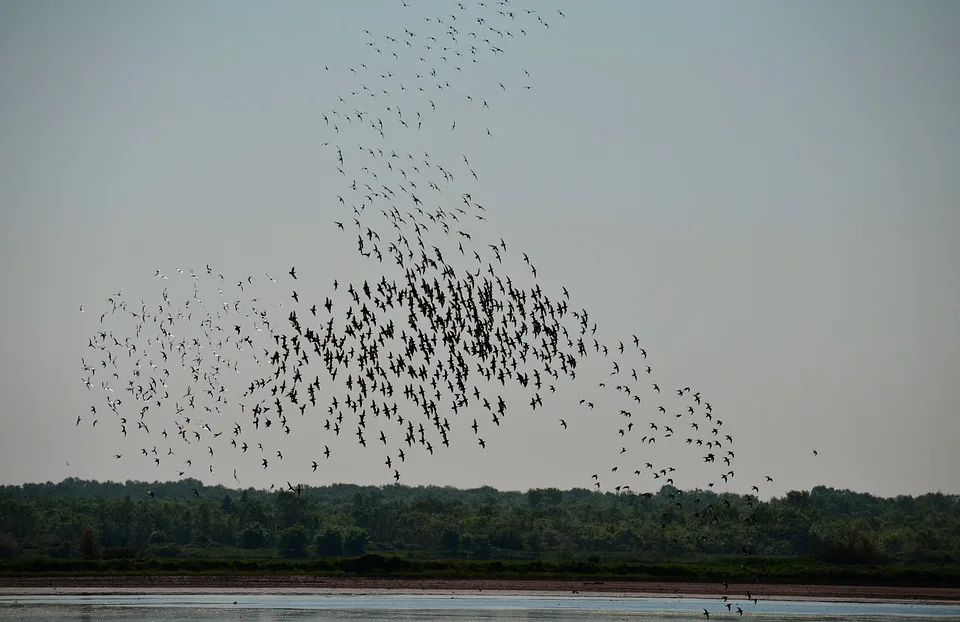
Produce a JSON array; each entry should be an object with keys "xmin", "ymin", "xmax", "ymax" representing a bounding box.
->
[{"xmin": 77, "ymin": 1, "xmax": 816, "ymax": 615}]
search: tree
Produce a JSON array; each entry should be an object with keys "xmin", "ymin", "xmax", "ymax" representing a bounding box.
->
[
  {"xmin": 79, "ymin": 527, "xmax": 97, "ymax": 560},
  {"xmin": 238, "ymin": 523, "xmax": 268, "ymax": 549},
  {"xmin": 811, "ymin": 518, "xmax": 882, "ymax": 564},
  {"xmin": 279, "ymin": 525, "xmax": 310, "ymax": 559},
  {"xmin": 0, "ymin": 533, "xmax": 16, "ymax": 559},
  {"xmin": 1, "ymin": 479, "xmax": 958, "ymax": 563},
  {"xmin": 343, "ymin": 527, "xmax": 369, "ymax": 556},
  {"xmin": 439, "ymin": 529, "xmax": 460, "ymax": 553},
  {"xmin": 461, "ymin": 533, "xmax": 492, "ymax": 560},
  {"xmin": 314, "ymin": 528, "xmax": 343, "ymax": 557}
]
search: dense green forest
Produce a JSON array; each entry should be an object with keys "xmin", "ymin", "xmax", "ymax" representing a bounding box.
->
[{"xmin": 1, "ymin": 479, "xmax": 958, "ymax": 582}]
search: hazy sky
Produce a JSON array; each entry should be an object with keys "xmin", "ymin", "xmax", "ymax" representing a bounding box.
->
[{"xmin": 1, "ymin": 1, "xmax": 958, "ymax": 499}]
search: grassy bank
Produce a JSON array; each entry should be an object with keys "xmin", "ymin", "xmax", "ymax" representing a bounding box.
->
[{"xmin": 2, "ymin": 555, "xmax": 958, "ymax": 587}]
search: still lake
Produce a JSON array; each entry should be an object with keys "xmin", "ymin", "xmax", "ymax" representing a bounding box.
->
[{"xmin": 1, "ymin": 592, "xmax": 959, "ymax": 621}]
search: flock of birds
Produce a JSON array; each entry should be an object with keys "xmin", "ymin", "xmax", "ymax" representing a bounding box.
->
[{"xmin": 76, "ymin": 1, "xmax": 818, "ymax": 616}]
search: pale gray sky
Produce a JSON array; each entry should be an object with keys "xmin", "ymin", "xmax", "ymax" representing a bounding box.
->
[{"xmin": 1, "ymin": 1, "xmax": 958, "ymax": 499}]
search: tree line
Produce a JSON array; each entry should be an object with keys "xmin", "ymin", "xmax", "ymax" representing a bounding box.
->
[{"xmin": 0, "ymin": 479, "xmax": 957, "ymax": 566}]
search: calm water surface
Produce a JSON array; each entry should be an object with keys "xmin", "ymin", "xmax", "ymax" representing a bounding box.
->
[{"xmin": 1, "ymin": 593, "xmax": 959, "ymax": 621}]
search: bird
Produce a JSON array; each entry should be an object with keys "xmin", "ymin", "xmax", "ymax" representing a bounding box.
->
[{"xmin": 75, "ymin": 5, "xmax": 780, "ymax": 568}]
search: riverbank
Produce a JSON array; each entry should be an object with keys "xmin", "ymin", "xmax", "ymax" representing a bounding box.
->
[{"xmin": 2, "ymin": 575, "xmax": 959, "ymax": 604}]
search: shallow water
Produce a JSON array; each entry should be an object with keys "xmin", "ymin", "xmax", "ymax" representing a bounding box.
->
[{"xmin": 1, "ymin": 593, "xmax": 959, "ymax": 621}]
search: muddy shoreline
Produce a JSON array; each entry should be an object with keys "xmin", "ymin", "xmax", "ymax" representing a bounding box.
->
[{"xmin": 2, "ymin": 575, "xmax": 959, "ymax": 603}]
